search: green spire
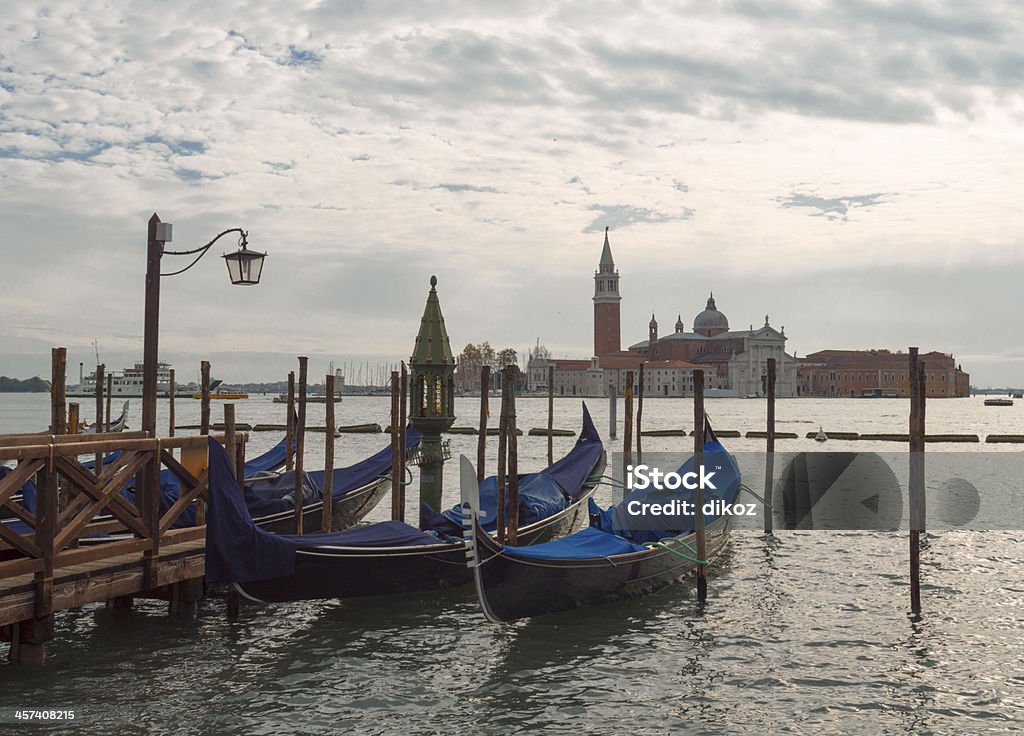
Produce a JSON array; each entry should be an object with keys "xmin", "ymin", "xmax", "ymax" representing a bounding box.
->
[
  {"xmin": 599, "ymin": 226, "xmax": 614, "ymax": 267},
  {"xmin": 411, "ymin": 275, "xmax": 455, "ymax": 365}
]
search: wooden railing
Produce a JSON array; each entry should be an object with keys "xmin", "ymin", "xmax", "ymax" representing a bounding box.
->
[{"xmin": 0, "ymin": 431, "xmax": 241, "ymax": 623}]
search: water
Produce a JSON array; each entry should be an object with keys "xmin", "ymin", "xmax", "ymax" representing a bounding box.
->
[{"xmin": 2, "ymin": 394, "xmax": 1023, "ymax": 734}]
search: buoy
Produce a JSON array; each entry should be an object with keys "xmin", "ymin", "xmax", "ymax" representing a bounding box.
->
[{"xmin": 815, "ymin": 426, "xmax": 828, "ymax": 442}]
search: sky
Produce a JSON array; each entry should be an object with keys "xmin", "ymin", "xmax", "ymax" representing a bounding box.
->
[{"xmin": 1, "ymin": 1, "xmax": 1022, "ymax": 386}]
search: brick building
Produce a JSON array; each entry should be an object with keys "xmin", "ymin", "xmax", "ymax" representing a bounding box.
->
[{"xmin": 796, "ymin": 349, "xmax": 970, "ymax": 398}]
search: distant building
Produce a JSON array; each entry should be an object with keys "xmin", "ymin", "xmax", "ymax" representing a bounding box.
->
[{"xmin": 797, "ymin": 350, "xmax": 970, "ymax": 398}]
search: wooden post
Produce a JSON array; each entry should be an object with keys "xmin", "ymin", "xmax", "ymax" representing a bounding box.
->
[
  {"xmin": 321, "ymin": 373, "xmax": 336, "ymax": 533},
  {"xmin": 196, "ymin": 361, "xmax": 211, "ymax": 525},
  {"xmin": 694, "ymin": 369, "xmax": 708, "ymax": 603},
  {"xmin": 200, "ymin": 361, "xmax": 211, "ymax": 435},
  {"xmin": 398, "ymin": 362, "xmax": 407, "ymax": 523},
  {"xmin": 496, "ymin": 369, "xmax": 510, "ymax": 545},
  {"xmin": 623, "ymin": 371, "xmax": 633, "ymax": 484},
  {"xmin": 547, "ymin": 364, "xmax": 554, "ymax": 466},
  {"xmin": 50, "ymin": 347, "xmax": 67, "ymax": 435},
  {"xmin": 168, "ymin": 368, "xmax": 176, "ymax": 437},
  {"xmin": 94, "ymin": 364, "xmax": 104, "ymax": 470},
  {"xmin": 390, "ymin": 370, "xmax": 401, "ymax": 520},
  {"xmin": 285, "ymin": 371, "xmax": 295, "ymax": 472},
  {"xmin": 636, "ymin": 364, "xmax": 644, "ymax": 463},
  {"xmin": 764, "ymin": 357, "xmax": 776, "ymax": 535},
  {"xmin": 477, "ymin": 365, "xmax": 491, "ymax": 483},
  {"xmin": 224, "ymin": 405, "xmax": 237, "ymax": 479},
  {"xmin": 506, "ymin": 365, "xmax": 520, "ymax": 545},
  {"xmin": 608, "ymin": 380, "xmax": 617, "ymax": 439},
  {"xmin": 22, "ymin": 455, "xmax": 56, "ymax": 663},
  {"xmin": 909, "ymin": 347, "xmax": 925, "ymax": 614},
  {"xmin": 105, "ymin": 373, "xmax": 113, "ymax": 432},
  {"xmin": 68, "ymin": 403, "xmax": 80, "ymax": 434},
  {"xmin": 293, "ymin": 357, "xmax": 308, "ymax": 534}
]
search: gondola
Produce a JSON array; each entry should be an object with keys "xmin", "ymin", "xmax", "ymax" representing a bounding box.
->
[
  {"xmin": 83, "ymin": 400, "xmax": 130, "ymax": 433},
  {"xmin": 460, "ymin": 420, "xmax": 741, "ymax": 622},
  {"xmin": 208, "ymin": 404, "xmax": 606, "ymax": 602}
]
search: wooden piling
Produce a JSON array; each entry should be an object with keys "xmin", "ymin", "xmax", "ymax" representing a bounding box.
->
[
  {"xmin": 390, "ymin": 370, "xmax": 402, "ymax": 520},
  {"xmin": 398, "ymin": 362, "xmax": 408, "ymax": 523},
  {"xmin": 224, "ymin": 404, "xmax": 237, "ymax": 479},
  {"xmin": 608, "ymin": 380, "xmax": 617, "ymax": 440},
  {"xmin": 196, "ymin": 361, "xmax": 211, "ymax": 525},
  {"xmin": 68, "ymin": 403, "xmax": 79, "ymax": 435},
  {"xmin": 50, "ymin": 347, "xmax": 67, "ymax": 435},
  {"xmin": 168, "ymin": 368, "xmax": 175, "ymax": 438},
  {"xmin": 293, "ymin": 357, "xmax": 308, "ymax": 535},
  {"xmin": 477, "ymin": 365, "xmax": 491, "ymax": 483},
  {"xmin": 105, "ymin": 373, "xmax": 113, "ymax": 432},
  {"xmin": 94, "ymin": 363, "xmax": 104, "ymax": 469},
  {"xmin": 623, "ymin": 371, "xmax": 634, "ymax": 484},
  {"xmin": 908, "ymin": 347, "xmax": 925, "ymax": 615},
  {"xmin": 506, "ymin": 365, "xmax": 520, "ymax": 546},
  {"xmin": 636, "ymin": 364, "xmax": 644, "ymax": 463},
  {"xmin": 694, "ymin": 369, "xmax": 708, "ymax": 603},
  {"xmin": 322, "ymin": 373, "xmax": 336, "ymax": 533},
  {"xmin": 285, "ymin": 371, "xmax": 295, "ymax": 472},
  {"xmin": 496, "ymin": 370, "xmax": 510, "ymax": 545},
  {"xmin": 547, "ymin": 364, "xmax": 554, "ymax": 466},
  {"xmin": 764, "ymin": 357, "xmax": 776, "ymax": 535}
]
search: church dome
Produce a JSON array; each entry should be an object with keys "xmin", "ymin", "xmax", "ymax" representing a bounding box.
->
[{"xmin": 693, "ymin": 293, "xmax": 729, "ymax": 336}]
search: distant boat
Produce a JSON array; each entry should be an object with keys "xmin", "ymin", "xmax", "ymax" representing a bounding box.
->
[
  {"xmin": 191, "ymin": 379, "xmax": 247, "ymax": 400},
  {"xmin": 814, "ymin": 426, "xmax": 828, "ymax": 442},
  {"xmin": 70, "ymin": 361, "xmax": 173, "ymax": 398},
  {"xmin": 1014, "ymin": 393, "xmax": 1023, "ymax": 399},
  {"xmin": 83, "ymin": 400, "xmax": 130, "ymax": 433},
  {"xmin": 985, "ymin": 398, "xmax": 1014, "ymax": 407}
]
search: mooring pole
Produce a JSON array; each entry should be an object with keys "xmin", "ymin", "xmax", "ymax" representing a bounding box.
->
[
  {"xmin": 908, "ymin": 347, "xmax": 925, "ymax": 614},
  {"xmin": 285, "ymin": 371, "xmax": 295, "ymax": 472},
  {"xmin": 50, "ymin": 347, "xmax": 67, "ymax": 435},
  {"xmin": 390, "ymin": 370, "xmax": 402, "ymax": 520},
  {"xmin": 224, "ymin": 404, "xmax": 237, "ymax": 478},
  {"xmin": 506, "ymin": 365, "xmax": 520, "ymax": 546},
  {"xmin": 623, "ymin": 371, "xmax": 634, "ymax": 485},
  {"xmin": 68, "ymin": 403, "xmax": 79, "ymax": 435},
  {"xmin": 105, "ymin": 373, "xmax": 113, "ymax": 432},
  {"xmin": 477, "ymin": 365, "xmax": 491, "ymax": 483},
  {"xmin": 609, "ymin": 380, "xmax": 617, "ymax": 440},
  {"xmin": 636, "ymin": 364, "xmax": 644, "ymax": 464},
  {"xmin": 398, "ymin": 361, "xmax": 408, "ymax": 522},
  {"xmin": 168, "ymin": 368, "xmax": 175, "ymax": 438},
  {"xmin": 547, "ymin": 364, "xmax": 554, "ymax": 466},
  {"xmin": 764, "ymin": 357, "xmax": 776, "ymax": 534},
  {"xmin": 321, "ymin": 373, "xmax": 336, "ymax": 533},
  {"xmin": 694, "ymin": 369, "xmax": 708, "ymax": 603},
  {"xmin": 496, "ymin": 370, "xmax": 510, "ymax": 545},
  {"xmin": 94, "ymin": 363, "xmax": 104, "ymax": 471},
  {"xmin": 200, "ymin": 361, "xmax": 211, "ymax": 435},
  {"xmin": 293, "ymin": 356, "xmax": 308, "ymax": 534}
]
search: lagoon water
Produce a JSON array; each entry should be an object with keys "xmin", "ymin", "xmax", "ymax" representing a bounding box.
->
[{"xmin": 1, "ymin": 393, "xmax": 1023, "ymax": 734}]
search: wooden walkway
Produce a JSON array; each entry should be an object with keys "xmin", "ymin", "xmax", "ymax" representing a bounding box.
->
[{"xmin": 0, "ymin": 430, "xmax": 236, "ymax": 662}]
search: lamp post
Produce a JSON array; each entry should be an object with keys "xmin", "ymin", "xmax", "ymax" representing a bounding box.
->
[{"xmin": 141, "ymin": 212, "xmax": 266, "ymax": 439}]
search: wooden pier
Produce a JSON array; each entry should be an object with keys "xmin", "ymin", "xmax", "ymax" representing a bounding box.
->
[{"xmin": 0, "ymin": 429, "xmax": 232, "ymax": 663}]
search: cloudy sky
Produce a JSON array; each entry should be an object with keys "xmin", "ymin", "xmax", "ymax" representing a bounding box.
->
[{"xmin": 2, "ymin": 1, "xmax": 1022, "ymax": 386}]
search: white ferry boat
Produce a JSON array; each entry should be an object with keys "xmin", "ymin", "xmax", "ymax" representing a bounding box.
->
[{"xmin": 70, "ymin": 361, "xmax": 174, "ymax": 397}]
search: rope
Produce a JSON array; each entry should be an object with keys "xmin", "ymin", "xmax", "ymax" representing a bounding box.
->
[
  {"xmin": 587, "ymin": 473, "xmax": 625, "ymax": 488},
  {"xmin": 644, "ymin": 537, "xmax": 708, "ymax": 565},
  {"xmin": 380, "ymin": 466, "xmax": 414, "ymax": 486},
  {"xmin": 738, "ymin": 482, "xmax": 773, "ymax": 509}
]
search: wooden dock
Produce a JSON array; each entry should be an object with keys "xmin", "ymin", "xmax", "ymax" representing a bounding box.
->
[{"xmin": 0, "ymin": 430, "xmax": 229, "ymax": 663}]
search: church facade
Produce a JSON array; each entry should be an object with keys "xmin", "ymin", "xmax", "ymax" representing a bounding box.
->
[{"xmin": 531, "ymin": 229, "xmax": 798, "ymax": 397}]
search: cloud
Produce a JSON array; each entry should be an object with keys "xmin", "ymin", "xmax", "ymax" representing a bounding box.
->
[
  {"xmin": 584, "ymin": 204, "xmax": 694, "ymax": 233},
  {"xmin": 778, "ymin": 192, "xmax": 894, "ymax": 221}
]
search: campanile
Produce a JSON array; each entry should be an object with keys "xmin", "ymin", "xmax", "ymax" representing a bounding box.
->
[{"xmin": 593, "ymin": 227, "xmax": 621, "ymax": 357}]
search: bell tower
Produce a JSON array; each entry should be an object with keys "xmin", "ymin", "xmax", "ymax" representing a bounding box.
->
[{"xmin": 593, "ymin": 227, "xmax": 621, "ymax": 357}]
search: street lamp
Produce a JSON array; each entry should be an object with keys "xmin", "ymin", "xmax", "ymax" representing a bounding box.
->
[{"xmin": 141, "ymin": 213, "xmax": 266, "ymax": 439}]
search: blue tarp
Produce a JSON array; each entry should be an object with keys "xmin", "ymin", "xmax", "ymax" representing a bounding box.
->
[
  {"xmin": 591, "ymin": 436, "xmax": 742, "ymax": 545},
  {"xmin": 205, "ymin": 437, "xmax": 438, "ymax": 583},
  {"xmin": 421, "ymin": 403, "xmax": 603, "ymax": 535},
  {"xmin": 242, "ymin": 433, "xmax": 293, "ymax": 476},
  {"xmin": 501, "ymin": 526, "xmax": 649, "ymax": 560}
]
